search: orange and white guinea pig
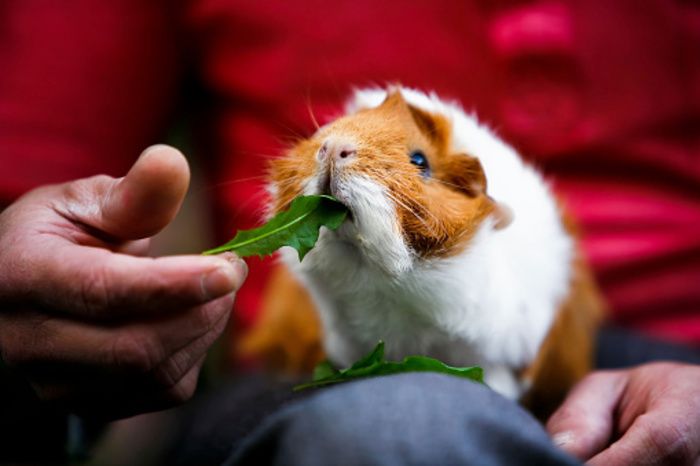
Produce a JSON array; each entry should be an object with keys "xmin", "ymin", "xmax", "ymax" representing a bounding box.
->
[{"xmin": 243, "ymin": 86, "xmax": 604, "ymax": 416}]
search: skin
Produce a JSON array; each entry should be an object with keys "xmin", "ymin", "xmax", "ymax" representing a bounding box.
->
[
  {"xmin": 0, "ymin": 145, "xmax": 247, "ymax": 420},
  {"xmin": 547, "ymin": 362, "xmax": 700, "ymax": 466}
]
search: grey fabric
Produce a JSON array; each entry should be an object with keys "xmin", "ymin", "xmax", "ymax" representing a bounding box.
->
[
  {"xmin": 163, "ymin": 326, "xmax": 700, "ymax": 465},
  {"xmin": 226, "ymin": 373, "xmax": 580, "ymax": 466},
  {"xmin": 596, "ymin": 326, "xmax": 700, "ymax": 369},
  {"xmin": 165, "ymin": 375, "xmax": 306, "ymax": 466}
]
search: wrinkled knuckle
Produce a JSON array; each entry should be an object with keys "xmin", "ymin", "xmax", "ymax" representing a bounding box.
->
[
  {"xmin": 660, "ymin": 423, "xmax": 694, "ymax": 465},
  {"xmin": 193, "ymin": 303, "xmax": 224, "ymax": 335},
  {"xmin": 57, "ymin": 179, "xmax": 88, "ymax": 206},
  {"xmin": 153, "ymin": 354, "xmax": 189, "ymax": 388},
  {"xmin": 165, "ymin": 377, "xmax": 198, "ymax": 405},
  {"xmin": 58, "ymin": 179, "xmax": 78, "ymax": 198},
  {"xmin": 79, "ymin": 266, "xmax": 113, "ymax": 316},
  {"xmin": 111, "ymin": 332, "xmax": 162, "ymax": 373},
  {"xmin": 61, "ymin": 175, "xmax": 111, "ymax": 202},
  {"xmin": 147, "ymin": 273, "xmax": 171, "ymax": 302},
  {"xmin": 639, "ymin": 416, "xmax": 694, "ymax": 465}
]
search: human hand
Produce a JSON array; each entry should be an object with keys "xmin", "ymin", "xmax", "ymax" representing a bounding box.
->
[
  {"xmin": 0, "ymin": 145, "xmax": 247, "ymax": 420},
  {"xmin": 547, "ymin": 362, "xmax": 700, "ymax": 466}
]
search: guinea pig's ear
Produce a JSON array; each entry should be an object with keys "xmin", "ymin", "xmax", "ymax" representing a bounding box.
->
[
  {"xmin": 444, "ymin": 154, "xmax": 513, "ymax": 230},
  {"xmin": 442, "ymin": 154, "xmax": 488, "ymax": 198},
  {"xmin": 379, "ymin": 91, "xmax": 450, "ymax": 147},
  {"xmin": 491, "ymin": 200, "xmax": 513, "ymax": 230},
  {"xmin": 380, "ymin": 90, "xmax": 409, "ymax": 110},
  {"xmin": 407, "ymin": 105, "xmax": 450, "ymax": 149}
]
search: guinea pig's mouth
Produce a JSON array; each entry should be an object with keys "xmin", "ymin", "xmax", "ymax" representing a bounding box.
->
[
  {"xmin": 318, "ymin": 172, "xmax": 332, "ymax": 197},
  {"xmin": 317, "ymin": 174, "xmax": 354, "ymax": 222}
]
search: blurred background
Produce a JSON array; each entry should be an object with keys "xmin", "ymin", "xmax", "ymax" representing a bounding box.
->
[{"xmin": 1, "ymin": 0, "xmax": 698, "ymax": 464}]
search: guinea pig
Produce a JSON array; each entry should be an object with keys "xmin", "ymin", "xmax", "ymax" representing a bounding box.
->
[{"xmin": 243, "ymin": 86, "xmax": 604, "ymax": 416}]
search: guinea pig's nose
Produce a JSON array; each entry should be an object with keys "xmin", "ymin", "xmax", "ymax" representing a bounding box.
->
[{"xmin": 318, "ymin": 138, "xmax": 357, "ymax": 163}]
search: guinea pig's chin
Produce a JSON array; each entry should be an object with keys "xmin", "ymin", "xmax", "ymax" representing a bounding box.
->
[
  {"xmin": 327, "ymin": 183, "xmax": 414, "ymax": 276},
  {"xmin": 333, "ymin": 218, "xmax": 359, "ymax": 240}
]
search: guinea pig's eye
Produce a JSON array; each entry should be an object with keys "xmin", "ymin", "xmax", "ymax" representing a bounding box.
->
[{"xmin": 410, "ymin": 151, "xmax": 431, "ymax": 177}]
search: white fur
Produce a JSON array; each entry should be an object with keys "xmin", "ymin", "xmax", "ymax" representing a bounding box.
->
[{"xmin": 280, "ymin": 87, "xmax": 573, "ymax": 399}]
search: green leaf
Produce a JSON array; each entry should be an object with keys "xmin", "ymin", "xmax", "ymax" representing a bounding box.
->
[
  {"xmin": 203, "ymin": 195, "xmax": 348, "ymax": 260},
  {"xmin": 294, "ymin": 341, "xmax": 484, "ymax": 391},
  {"xmin": 312, "ymin": 360, "xmax": 340, "ymax": 381},
  {"xmin": 347, "ymin": 340, "xmax": 385, "ymax": 370}
]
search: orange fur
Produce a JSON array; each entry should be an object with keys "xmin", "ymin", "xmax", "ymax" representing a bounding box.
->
[
  {"xmin": 238, "ymin": 265, "xmax": 324, "ymax": 374},
  {"xmin": 521, "ymin": 214, "xmax": 606, "ymax": 419},
  {"xmin": 268, "ymin": 137, "xmax": 317, "ymax": 213},
  {"xmin": 269, "ymin": 92, "xmax": 496, "ymax": 258}
]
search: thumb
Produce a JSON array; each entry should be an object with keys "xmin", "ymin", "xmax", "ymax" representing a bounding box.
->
[
  {"xmin": 99, "ymin": 144, "xmax": 190, "ymax": 239},
  {"xmin": 546, "ymin": 371, "xmax": 627, "ymax": 460}
]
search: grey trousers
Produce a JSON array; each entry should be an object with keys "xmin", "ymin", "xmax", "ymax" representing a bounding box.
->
[
  {"xmin": 164, "ymin": 327, "xmax": 700, "ymax": 465},
  {"xmin": 225, "ymin": 373, "xmax": 580, "ymax": 466}
]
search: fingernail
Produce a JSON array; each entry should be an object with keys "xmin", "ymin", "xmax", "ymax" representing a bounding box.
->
[
  {"xmin": 234, "ymin": 259, "xmax": 248, "ymax": 282},
  {"xmin": 215, "ymin": 252, "xmax": 248, "ymax": 282},
  {"xmin": 552, "ymin": 431, "xmax": 575, "ymax": 447},
  {"xmin": 202, "ymin": 264, "xmax": 237, "ymax": 299}
]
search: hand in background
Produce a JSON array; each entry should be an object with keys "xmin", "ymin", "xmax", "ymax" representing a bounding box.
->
[
  {"xmin": 547, "ymin": 362, "xmax": 700, "ymax": 466},
  {"xmin": 0, "ymin": 145, "xmax": 247, "ymax": 420}
]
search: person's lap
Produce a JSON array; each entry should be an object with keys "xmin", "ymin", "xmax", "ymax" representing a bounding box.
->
[
  {"xmin": 164, "ymin": 327, "xmax": 700, "ymax": 466},
  {"xmin": 226, "ymin": 372, "xmax": 580, "ymax": 466}
]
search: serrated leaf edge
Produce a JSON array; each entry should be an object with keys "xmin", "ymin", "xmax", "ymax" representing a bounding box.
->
[
  {"xmin": 294, "ymin": 341, "xmax": 484, "ymax": 391},
  {"xmin": 202, "ymin": 195, "xmax": 344, "ymax": 257}
]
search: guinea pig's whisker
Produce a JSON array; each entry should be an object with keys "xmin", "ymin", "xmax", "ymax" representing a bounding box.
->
[
  {"xmin": 272, "ymin": 174, "xmax": 310, "ymax": 191},
  {"xmin": 357, "ymin": 167, "xmax": 440, "ymax": 228},
  {"xmin": 200, "ymin": 176, "xmax": 270, "ymax": 192},
  {"xmin": 305, "ymin": 99, "xmax": 321, "ymax": 130},
  {"xmin": 385, "ymin": 192, "xmax": 431, "ymax": 230},
  {"xmin": 377, "ymin": 166, "xmax": 475, "ymax": 194},
  {"xmin": 386, "ymin": 187, "xmax": 442, "ymax": 226},
  {"xmin": 272, "ymin": 178, "xmax": 302, "ymax": 190},
  {"xmin": 271, "ymin": 121, "xmax": 311, "ymax": 143}
]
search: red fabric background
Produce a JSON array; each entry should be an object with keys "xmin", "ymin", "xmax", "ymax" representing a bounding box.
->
[{"xmin": 1, "ymin": 1, "xmax": 699, "ymax": 343}]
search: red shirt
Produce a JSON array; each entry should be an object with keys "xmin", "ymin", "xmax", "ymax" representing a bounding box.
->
[{"xmin": 2, "ymin": 1, "xmax": 699, "ymax": 343}]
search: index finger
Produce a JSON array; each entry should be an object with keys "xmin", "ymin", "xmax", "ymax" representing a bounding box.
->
[
  {"xmin": 24, "ymin": 244, "xmax": 247, "ymax": 319},
  {"xmin": 588, "ymin": 411, "xmax": 698, "ymax": 466},
  {"xmin": 546, "ymin": 371, "xmax": 626, "ymax": 460}
]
